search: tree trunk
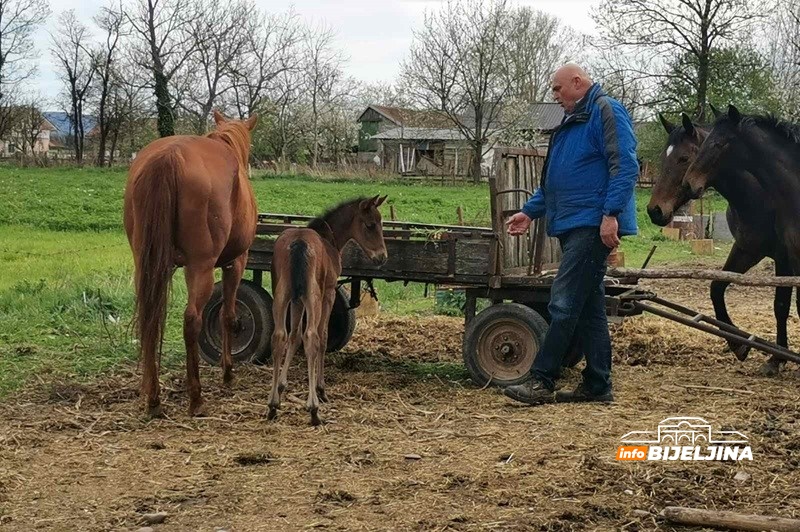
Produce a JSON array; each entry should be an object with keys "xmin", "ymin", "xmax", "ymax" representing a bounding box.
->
[
  {"xmin": 97, "ymin": 93, "xmax": 107, "ymax": 166},
  {"xmin": 154, "ymin": 70, "xmax": 174, "ymax": 137},
  {"xmin": 472, "ymin": 141, "xmax": 482, "ymax": 183},
  {"xmin": 311, "ymin": 99, "xmax": 319, "ymax": 169}
]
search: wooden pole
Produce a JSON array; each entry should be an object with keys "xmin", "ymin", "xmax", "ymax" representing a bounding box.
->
[
  {"xmin": 661, "ymin": 506, "xmax": 800, "ymax": 532},
  {"xmin": 608, "ymin": 267, "xmax": 800, "ymax": 287},
  {"xmin": 390, "ymin": 205, "xmax": 396, "ymax": 221},
  {"xmin": 457, "ymin": 205, "xmax": 464, "ymax": 225}
]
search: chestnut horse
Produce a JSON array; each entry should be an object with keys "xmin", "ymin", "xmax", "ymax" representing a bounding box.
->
[
  {"xmin": 124, "ymin": 110, "xmax": 258, "ymax": 417},
  {"xmin": 268, "ymin": 196, "xmax": 388, "ymax": 425}
]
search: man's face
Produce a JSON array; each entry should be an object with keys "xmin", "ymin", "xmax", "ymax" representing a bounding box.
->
[{"xmin": 552, "ymin": 73, "xmax": 585, "ymax": 113}]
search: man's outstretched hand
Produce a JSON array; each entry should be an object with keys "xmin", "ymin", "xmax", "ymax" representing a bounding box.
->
[{"xmin": 506, "ymin": 212, "xmax": 532, "ymax": 236}]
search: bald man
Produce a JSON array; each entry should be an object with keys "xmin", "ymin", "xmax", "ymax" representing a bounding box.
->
[{"xmin": 503, "ymin": 63, "xmax": 639, "ymax": 406}]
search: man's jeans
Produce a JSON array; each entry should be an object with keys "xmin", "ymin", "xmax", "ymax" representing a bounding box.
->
[{"xmin": 531, "ymin": 226, "xmax": 613, "ymax": 394}]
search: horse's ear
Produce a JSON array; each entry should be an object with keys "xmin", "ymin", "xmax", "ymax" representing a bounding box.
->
[
  {"xmin": 245, "ymin": 113, "xmax": 258, "ymax": 131},
  {"xmin": 213, "ymin": 110, "xmax": 226, "ymax": 126},
  {"xmin": 359, "ymin": 196, "xmax": 379, "ymax": 211},
  {"xmin": 658, "ymin": 113, "xmax": 675, "ymax": 134},
  {"xmin": 375, "ymin": 195, "xmax": 387, "ymax": 207},
  {"xmin": 681, "ymin": 113, "xmax": 694, "ymax": 136},
  {"xmin": 728, "ymin": 104, "xmax": 741, "ymax": 124},
  {"xmin": 709, "ymin": 103, "xmax": 721, "ymax": 118}
]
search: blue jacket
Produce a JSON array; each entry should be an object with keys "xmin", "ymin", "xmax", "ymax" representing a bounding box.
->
[{"xmin": 521, "ymin": 83, "xmax": 638, "ymax": 237}]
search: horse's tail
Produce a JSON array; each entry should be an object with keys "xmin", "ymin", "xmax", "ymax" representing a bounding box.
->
[
  {"xmin": 289, "ymin": 240, "xmax": 308, "ymax": 303},
  {"xmin": 130, "ymin": 150, "xmax": 180, "ymax": 364}
]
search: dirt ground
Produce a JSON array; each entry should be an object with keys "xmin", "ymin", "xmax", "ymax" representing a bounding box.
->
[{"xmin": 1, "ymin": 274, "xmax": 800, "ymax": 531}]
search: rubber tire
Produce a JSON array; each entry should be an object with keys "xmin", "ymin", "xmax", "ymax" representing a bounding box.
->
[
  {"xmin": 198, "ymin": 279, "xmax": 274, "ymax": 366},
  {"xmin": 326, "ymin": 286, "xmax": 357, "ymax": 352},
  {"xmin": 463, "ymin": 303, "xmax": 549, "ymax": 388}
]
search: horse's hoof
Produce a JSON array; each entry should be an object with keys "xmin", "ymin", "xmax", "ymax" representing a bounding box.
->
[
  {"xmin": 189, "ymin": 400, "xmax": 208, "ymax": 417},
  {"xmin": 222, "ymin": 371, "xmax": 234, "ymax": 388},
  {"xmin": 317, "ymin": 388, "xmax": 329, "ymax": 403},
  {"xmin": 759, "ymin": 362, "xmax": 781, "ymax": 377},
  {"xmin": 733, "ymin": 344, "xmax": 751, "ymax": 362},
  {"xmin": 267, "ymin": 407, "xmax": 278, "ymax": 421},
  {"xmin": 310, "ymin": 412, "xmax": 322, "ymax": 426},
  {"xmin": 146, "ymin": 402, "xmax": 164, "ymax": 419}
]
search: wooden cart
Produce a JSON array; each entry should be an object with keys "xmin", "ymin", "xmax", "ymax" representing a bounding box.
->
[{"xmin": 198, "ymin": 148, "xmax": 800, "ymax": 386}]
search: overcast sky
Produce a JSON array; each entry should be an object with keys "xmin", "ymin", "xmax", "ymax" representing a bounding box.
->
[{"xmin": 34, "ymin": 0, "xmax": 601, "ymax": 108}]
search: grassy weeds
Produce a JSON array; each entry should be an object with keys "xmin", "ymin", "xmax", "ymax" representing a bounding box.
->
[{"xmin": 0, "ymin": 166, "xmax": 731, "ymax": 394}]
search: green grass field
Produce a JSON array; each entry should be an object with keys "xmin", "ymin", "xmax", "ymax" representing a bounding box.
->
[{"xmin": 0, "ymin": 166, "xmax": 730, "ymax": 394}]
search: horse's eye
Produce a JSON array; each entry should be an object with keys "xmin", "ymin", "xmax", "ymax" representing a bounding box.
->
[
  {"xmin": 678, "ymin": 155, "xmax": 689, "ymax": 163},
  {"xmin": 365, "ymin": 223, "xmax": 376, "ymax": 230}
]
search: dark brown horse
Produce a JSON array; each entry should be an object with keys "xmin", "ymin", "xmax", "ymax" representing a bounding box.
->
[
  {"xmin": 647, "ymin": 110, "xmax": 795, "ymax": 376},
  {"xmin": 683, "ymin": 104, "xmax": 800, "ymax": 372},
  {"xmin": 124, "ymin": 110, "xmax": 258, "ymax": 417},
  {"xmin": 268, "ymin": 196, "xmax": 388, "ymax": 425}
]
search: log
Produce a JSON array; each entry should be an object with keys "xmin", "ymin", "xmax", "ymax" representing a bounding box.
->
[
  {"xmin": 608, "ymin": 267, "xmax": 800, "ymax": 287},
  {"xmin": 661, "ymin": 506, "xmax": 800, "ymax": 532}
]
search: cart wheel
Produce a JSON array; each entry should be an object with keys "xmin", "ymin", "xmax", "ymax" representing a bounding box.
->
[
  {"xmin": 326, "ymin": 286, "xmax": 356, "ymax": 352},
  {"xmin": 463, "ymin": 303, "xmax": 548, "ymax": 387},
  {"xmin": 199, "ymin": 279, "xmax": 274, "ymax": 366}
]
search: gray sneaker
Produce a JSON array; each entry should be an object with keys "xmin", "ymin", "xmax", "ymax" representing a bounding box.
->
[
  {"xmin": 555, "ymin": 383, "xmax": 614, "ymax": 404},
  {"xmin": 503, "ymin": 378, "xmax": 555, "ymax": 405}
]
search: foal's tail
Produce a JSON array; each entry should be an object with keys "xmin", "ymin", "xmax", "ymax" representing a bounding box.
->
[
  {"xmin": 130, "ymin": 150, "xmax": 181, "ymax": 364},
  {"xmin": 289, "ymin": 240, "xmax": 309, "ymax": 303}
]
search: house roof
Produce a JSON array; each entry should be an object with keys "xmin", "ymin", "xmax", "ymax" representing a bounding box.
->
[
  {"xmin": 371, "ymin": 127, "xmax": 467, "ymax": 141},
  {"xmin": 42, "ymin": 111, "xmax": 98, "ymax": 137},
  {"xmin": 517, "ymin": 103, "xmax": 564, "ymax": 132},
  {"xmin": 358, "ymin": 105, "xmax": 453, "ymax": 129}
]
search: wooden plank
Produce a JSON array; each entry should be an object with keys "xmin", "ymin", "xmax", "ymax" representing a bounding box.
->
[
  {"xmin": 491, "ymin": 146, "xmax": 542, "ymax": 157},
  {"xmin": 250, "ymin": 238, "xmax": 492, "ymax": 279},
  {"xmin": 504, "ymin": 155, "xmax": 515, "ymax": 269},
  {"xmin": 608, "ymin": 267, "xmax": 800, "ymax": 287},
  {"xmin": 661, "ymin": 506, "xmax": 800, "ymax": 532}
]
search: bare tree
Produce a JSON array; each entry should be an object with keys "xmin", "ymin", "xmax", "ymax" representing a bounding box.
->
[
  {"xmin": 51, "ymin": 11, "xmax": 97, "ymax": 163},
  {"xmin": 303, "ymin": 23, "xmax": 346, "ymax": 169},
  {"xmin": 92, "ymin": 0, "xmax": 126, "ymax": 166},
  {"xmin": 588, "ymin": 49, "xmax": 649, "ymax": 117},
  {"xmin": 402, "ymin": 0, "xmax": 520, "ymax": 182},
  {"xmin": 127, "ymin": 0, "xmax": 198, "ymax": 137},
  {"xmin": 507, "ymin": 7, "xmax": 584, "ymax": 103},
  {"xmin": 0, "ymin": 0, "xmax": 50, "ymax": 142},
  {"xmin": 177, "ymin": 0, "xmax": 251, "ymax": 133},
  {"xmin": 268, "ymin": 65, "xmax": 305, "ymax": 164},
  {"xmin": 16, "ymin": 94, "xmax": 47, "ymax": 162},
  {"xmin": 353, "ymin": 80, "xmax": 416, "ymax": 109},
  {"xmin": 592, "ymin": 0, "xmax": 763, "ymax": 120},
  {"xmin": 228, "ymin": 9, "xmax": 302, "ymax": 119},
  {"xmin": 765, "ymin": 0, "xmax": 800, "ymax": 119}
]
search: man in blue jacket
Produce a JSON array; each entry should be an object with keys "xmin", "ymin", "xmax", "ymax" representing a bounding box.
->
[{"xmin": 504, "ymin": 63, "xmax": 638, "ymax": 405}]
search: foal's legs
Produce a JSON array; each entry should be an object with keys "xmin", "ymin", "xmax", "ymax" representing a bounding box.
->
[
  {"xmin": 316, "ymin": 290, "xmax": 335, "ymax": 403},
  {"xmin": 220, "ymin": 253, "xmax": 248, "ymax": 386},
  {"xmin": 183, "ymin": 262, "xmax": 216, "ymax": 416},
  {"xmin": 711, "ymin": 243, "xmax": 761, "ymax": 359},
  {"xmin": 278, "ymin": 300, "xmax": 303, "ymax": 394},
  {"xmin": 302, "ymin": 292, "xmax": 324, "ymax": 426},
  {"xmin": 268, "ymin": 289, "xmax": 290, "ymax": 420}
]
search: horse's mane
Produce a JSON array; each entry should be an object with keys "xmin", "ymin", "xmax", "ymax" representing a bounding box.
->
[
  {"xmin": 206, "ymin": 122, "xmax": 252, "ymax": 176},
  {"xmin": 307, "ymin": 197, "xmax": 368, "ymax": 234},
  {"xmin": 741, "ymin": 114, "xmax": 800, "ymax": 145}
]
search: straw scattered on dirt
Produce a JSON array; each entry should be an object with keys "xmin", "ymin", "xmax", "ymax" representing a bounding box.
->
[{"xmin": 1, "ymin": 278, "xmax": 799, "ymax": 531}]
